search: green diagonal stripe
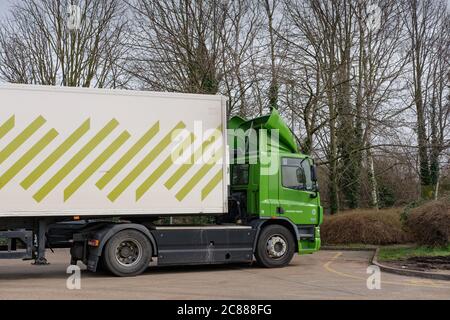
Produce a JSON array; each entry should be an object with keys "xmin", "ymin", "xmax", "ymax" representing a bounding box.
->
[
  {"xmin": 0, "ymin": 116, "xmax": 15, "ymax": 140},
  {"xmin": 175, "ymin": 148, "xmax": 223, "ymax": 201},
  {"xmin": 0, "ymin": 129, "xmax": 58, "ymax": 190},
  {"xmin": 136, "ymin": 132, "xmax": 195, "ymax": 201},
  {"xmin": 96, "ymin": 122, "xmax": 160, "ymax": 190},
  {"xmin": 33, "ymin": 119, "xmax": 119, "ymax": 202},
  {"xmin": 201, "ymin": 169, "xmax": 223, "ymax": 200},
  {"xmin": 64, "ymin": 131, "xmax": 130, "ymax": 201},
  {"xmin": 108, "ymin": 121, "xmax": 186, "ymax": 202},
  {"xmin": 165, "ymin": 125, "xmax": 222, "ymax": 190},
  {"xmin": 21, "ymin": 119, "xmax": 90, "ymax": 190},
  {"xmin": 0, "ymin": 116, "xmax": 46, "ymax": 165}
]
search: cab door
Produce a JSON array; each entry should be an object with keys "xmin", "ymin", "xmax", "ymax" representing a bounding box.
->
[{"xmin": 276, "ymin": 156, "xmax": 319, "ymax": 225}]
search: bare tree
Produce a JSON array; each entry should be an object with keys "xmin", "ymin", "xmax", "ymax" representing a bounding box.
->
[
  {"xmin": 426, "ymin": 5, "xmax": 450, "ymax": 198},
  {"xmin": 280, "ymin": 0, "xmax": 423, "ymax": 211},
  {"xmin": 402, "ymin": 0, "xmax": 449, "ymax": 199},
  {"xmin": 353, "ymin": 0, "xmax": 409, "ymax": 209},
  {"xmin": 0, "ymin": 0, "xmax": 129, "ymax": 88},
  {"xmin": 220, "ymin": 0, "xmax": 262, "ymax": 117},
  {"xmin": 127, "ymin": 0, "xmax": 229, "ymax": 94},
  {"xmin": 262, "ymin": 0, "xmax": 280, "ymax": 109}
]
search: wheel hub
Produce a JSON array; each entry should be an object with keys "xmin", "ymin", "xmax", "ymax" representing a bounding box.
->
[
  {"xmin": 115, "ymin": 239, "xmax": 142, "ymax": 267},
  {"xmin": 266, "ymin": 235, "xmax": 287, "ymax": 259}
]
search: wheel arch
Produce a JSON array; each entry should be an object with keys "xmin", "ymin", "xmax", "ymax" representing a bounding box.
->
[
  {"xmin": 95, "ymin": 223, "xmax": 157, "ymax": 255},
  {"xmin": 250, "ymin": 218, "xmax": 299, "ymax": 252},
  {"xmin": 85, "ymin": 223, "xmax": 157, "ymax": 272}
]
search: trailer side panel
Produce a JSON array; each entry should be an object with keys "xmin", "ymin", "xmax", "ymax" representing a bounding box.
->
[{"xmin": 0, "ymin": 85, "xmax": 227, "ymax": 217}]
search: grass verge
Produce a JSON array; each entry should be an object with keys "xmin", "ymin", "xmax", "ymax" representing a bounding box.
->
[
  {"xmin": 322, "ymin": 243, "xmax": 379, "ymax": 250},
  {"xmin": 378, "ymin": 245, "xmax": 450, "ymax": 262}
]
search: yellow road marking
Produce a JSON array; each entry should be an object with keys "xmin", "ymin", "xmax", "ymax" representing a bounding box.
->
[{"xmin": 323, "ymin": 252, "xmax": 363, "ymax": 281}]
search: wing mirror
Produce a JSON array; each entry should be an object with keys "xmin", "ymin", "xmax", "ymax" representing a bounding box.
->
[
  {"xmin": 296, "ymin": 167, "xmax": 306, "ymax": 184},
  {"xmin": 311, "ymin": 165, "xmax": 317, "ymax": 182},
  {"xmin": 310, "ymin": 165, "xmax": 319, "ymax": 198}
]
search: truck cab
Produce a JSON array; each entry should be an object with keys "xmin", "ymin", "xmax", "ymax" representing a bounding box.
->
[{"xmin": 228, "ymin": 109, "xmax": 322, "ymax": 258}]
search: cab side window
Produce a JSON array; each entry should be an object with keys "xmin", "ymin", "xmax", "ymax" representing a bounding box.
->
[
  {"xmin": 281, "ymin": 158, "xmax": 313, "ymax": 191},
  {"xmin": 232, "ymin": 164, "xmax": 249, "ymax": 185}
]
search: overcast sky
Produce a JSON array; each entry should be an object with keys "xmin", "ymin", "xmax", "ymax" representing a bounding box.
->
[
  {"xmin": 0, "ymin": 0, "xmax": 10, "ymax": 10},
  {"xmin": 0, "ymin": 0, "xmax": 11, "ymax": 18}
]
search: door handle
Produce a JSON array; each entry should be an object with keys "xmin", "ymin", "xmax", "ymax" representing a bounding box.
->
[{"xmin": 276, "ymin": 207, "xmax": 285, "ymax": 214}]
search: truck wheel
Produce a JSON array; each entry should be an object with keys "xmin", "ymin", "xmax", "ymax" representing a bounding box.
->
[
  {"xmin": 255, "ymin": 225, "xmax": 295, "ymax": 268},
  {"xmin": 103, "ymin": 230, "xmax": 152, "ymax": 277}
]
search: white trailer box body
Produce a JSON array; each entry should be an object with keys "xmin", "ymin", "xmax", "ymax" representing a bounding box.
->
[{"xmin": 0, "ymin": 85, "xmax": 228, "ymax": 217}]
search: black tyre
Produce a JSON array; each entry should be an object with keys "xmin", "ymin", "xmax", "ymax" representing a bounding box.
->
[
  {"xmin": 255, "ymin": 225, "xmax": 295, "ymax": 268},
  {"xmin": 103, "ymin": 229, "xmax": 152, "ymax": 277}
]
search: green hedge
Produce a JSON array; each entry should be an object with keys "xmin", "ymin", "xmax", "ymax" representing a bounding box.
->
[{"xmin": 322, "ymin": 208, "xmax": 410, "ymax": 245}]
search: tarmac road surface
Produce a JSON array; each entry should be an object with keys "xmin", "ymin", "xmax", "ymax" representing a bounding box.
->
[{"xmin": 0, "ymin": 249, "xmax": 449, "ymax": 299}]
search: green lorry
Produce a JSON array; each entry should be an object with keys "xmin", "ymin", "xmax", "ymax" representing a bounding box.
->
[{"xmin": 0, "ymin": 85, "xmax": 321, "ymax": 276}]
